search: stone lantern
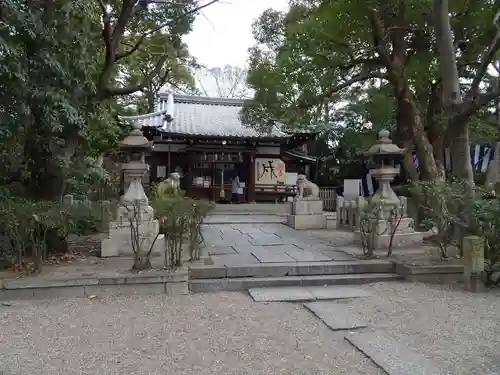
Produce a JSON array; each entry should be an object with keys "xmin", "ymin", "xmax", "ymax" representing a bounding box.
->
[
  {"xmin": 100, "ymin": 121, "xmax": 162, "ymax": 257},
  {"xmin": 119, "ymin": 121, "xmax": 152, "ymax": 204},
  {"xmin": 362, "ymin": 129, "xmax": 405, "ymax": 206},
  {"xmin": 351, "ymin": 129, "xmax": 427, "ymax": 250}
]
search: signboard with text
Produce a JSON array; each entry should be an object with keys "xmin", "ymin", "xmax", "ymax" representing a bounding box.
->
[{"xmin": 255, "ymin": 158, "xmax": 286, "ymax": 185}]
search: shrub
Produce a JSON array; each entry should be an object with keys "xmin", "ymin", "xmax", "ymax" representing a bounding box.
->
[
  {"xmin": 410, "ymin": 180, "xmax": 500, "ymax": 282},
  {"xmin": 0, "ymin": 192, "xmax": 109, "ymax": 273},
  {"xmin": 62, "ymin": 202, "xmax": 110, "ymax": 236},
  {"xmin": 152, "ymin": 193, "xmax": 213, "ymax": 270},
  {"xmin": 409, "ymin": 179, "xmax": 467, "ymax": 259},
  {"xmin": 358, "ymin": 198, "xmax": 404, "ymax": 258},
  {"xmin": 0, "ymin": 198, "xmax": 64, "ymax": 273}
]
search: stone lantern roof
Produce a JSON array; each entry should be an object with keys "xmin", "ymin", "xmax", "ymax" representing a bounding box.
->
[
  {"xmin": 363, "ymin": 130, "xmax": 406, "ymax": 157},
  {"xmin": 119, "ymin": 121, "xmax": 152, "ymax": 150}
]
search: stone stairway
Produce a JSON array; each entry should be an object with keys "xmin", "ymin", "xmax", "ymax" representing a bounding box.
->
[
  {"xmin": 188, "ymin": 259, "xmax": 401, "ymax": 292},
  {"xmin": 212, "ymin": 203, "xmax": 292, "ymax": 216}
]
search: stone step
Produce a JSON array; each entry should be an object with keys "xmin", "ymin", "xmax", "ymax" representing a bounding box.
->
[
  {"xmin": 248, "ymin": 285, "xmax": 372, "ymax": 302},
  {"xmin": 189, "ymin": 272, "xmax": 401, "ymax": 293},
  {"xmin": 213, "ymin": 203, "xmax": 291, "ymax": 212},
  {"xmin": 189, "ymin": 260, "xmax": 395, "ymax": 279},
  {"xmin": 345, "ymin": 331, "xmax": 444, "ymax": 375},
  {"xmin": 203, "ymin": 216, "xmax": 286, "ymax": 224}
]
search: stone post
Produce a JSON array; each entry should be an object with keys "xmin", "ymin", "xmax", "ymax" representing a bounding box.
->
[
  {"xmin": 399, "ymin": 196, "xmax": 408, "ymax": 217},
  {"xmin": 336, "ymin": 196, "xmax": 344, "ymax": 228},
  {"xmin": 463, "ymin": 235, "xmax": 485, "ymax": 292},
  {"xmin": 62, "ymin": 194, "xmax": 74, "ymax": 206},
  {"xmin": 355, "ymin": 196, "xmax": 366, "ymax": 229}
]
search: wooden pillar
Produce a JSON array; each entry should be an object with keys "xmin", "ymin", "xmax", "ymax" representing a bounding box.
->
[
  {"xmin": 248, "ymin": 151, "xmax": 256, "ymax": 203},
  {"xmin": 187, "ymin": 150, "xmax": 193, "ymax": 198}
]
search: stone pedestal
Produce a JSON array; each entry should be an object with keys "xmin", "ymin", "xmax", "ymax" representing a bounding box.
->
[
  {"xmin": 101, "ymin": 204, "xmax": 163, "ymax": 257},
  {"xmin": 353, "ymin": 219, "xmax": 426, "ymax": 249},
  {"xmin": 352, "ymin": 196, "xmax": 427, "ymax": 250},
  {"xmin": 463, "ymin": 235, "xmax": 485, "ymax": 292},
  {"xmin": 287, "ymin": 199, "xmax": 326, "ymax": 230}
]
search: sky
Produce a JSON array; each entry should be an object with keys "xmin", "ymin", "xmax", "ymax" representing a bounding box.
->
[{"xmin": 183, "ymin": 0, "xmax": 289, "ymax": 68}]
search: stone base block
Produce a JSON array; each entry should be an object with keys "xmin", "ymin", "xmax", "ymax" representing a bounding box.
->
[
  {"xmin": 374, "ymin": 217, "xmax": 415, "ymax": 234},
  {"xmin": 101, "ymin": 219, "xmax": 163, "ymax": 257},
  {"xmin": 292, "ymin": 199, "xmax": 323, "ymax": 215},
  {"xmin": 354, "ymin": 231, "xmax": 426, "ymax": 250},
  {"xmin": 287, "ymin": 214, "xmax": 327, "ymax": 230}
]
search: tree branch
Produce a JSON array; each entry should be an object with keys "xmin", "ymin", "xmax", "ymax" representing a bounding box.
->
[
  {"xmin": 110, "ymin": 0, "xmax": 136, "ymax": 52},
  {"xmin": 460, "ymin": 90, "xmax": 500, "ymax": 120},
  {"xmin": 116, "ymin": 1, "xmax": 220, "ymax": 61},
  {"xmin": 432, "ymin": 0, "xmax": 461, "ymax": 107},
  {"xmin": 97, "ymin": 0, "xmax": 220, "ymax": 98},
  {"xmin": 104, "ymin": 55, "xmax": 168, "ymax": 97},
  {"xmin": 297, "ymin": 71, "xmax": 388, "ymax": 109},
  {"xmin": 141, "ymin": 0, "xmax": 220, "ymax": 39},
  {"xmin": 116, "ymin": 35, "xmax": 146, "ymax": 61},
  {"xmin": 98, "ymin": 0, "xmax": 111, "ymax": 52},
  {"xmin": 369, "ymin": 11, "xmax": 392, "ymax": 68},
  {"xmin": 468, "ymin": 30, "xmax": 500, "ymax": 95}
]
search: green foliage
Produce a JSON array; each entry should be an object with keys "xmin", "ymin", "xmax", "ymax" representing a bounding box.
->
[
  {"xmin": 0, "ymin": 0, "xmax": 208, "ymax": 199},
  {"xmin": 410, "ymin": 179, "xmax": 500, "ymax": 280},
  {"xmin": 358, "ymin": 198, "xmax": 405, "ymax": 258},
  {"xmin": 410, "ymin": 180, "xmax": 467, "ymax": 258},
  {"xmin": 62, "ymin": 203, "xmax": 110, "ymax": 237},
  {"xmin": 470, "ymin": 191, "xmax": 500, "ymax": 284},
  {"xmin": 0, "ymin": 194, "xmax": 107, "ymax": 273},
  {"xmin": 152, "ymin": 193, "xmax": 213, "ymax": 270},
  {"xmin": 243, "ymin": 0, "xmax": 500, "ymax": 184},
  {"xmin": 358, "ymin": 201, "xmax": 383, "ymax": 258},
  {"xmin": 0, "ymin": 0, "xmax": 213, "ymax": 273}
]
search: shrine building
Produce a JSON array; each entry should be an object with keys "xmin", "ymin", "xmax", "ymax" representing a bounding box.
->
[{"xmin": 118, "ymin": 93, "xmax": 317, "ymax": 202}]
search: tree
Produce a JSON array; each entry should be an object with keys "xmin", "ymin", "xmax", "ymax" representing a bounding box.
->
[
  {"xmin": 242, "ymin": 1, "xmax": 500, "ymax": 183},
  {"xmin": 0, "ymin": 0, "xmax": 219, "ymax": 199},
  {"xmin": 433, "ymin": 1, "xmax": 500, "ymax": 184},
  {"xmin": 194, "ymin": 65, "xmax": 251, "ymax": 98}
]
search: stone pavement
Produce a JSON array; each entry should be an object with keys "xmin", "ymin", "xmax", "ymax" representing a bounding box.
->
[
  {"xmin": 204, "ymin": 214, "xmax": 286, "ymax": 224},
  {"xmin": 202, "ymin": 216, "xmax": 355, "ymax": 267}
]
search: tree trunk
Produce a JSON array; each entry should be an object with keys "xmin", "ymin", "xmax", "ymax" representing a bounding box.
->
[
  {"xmin": 433, "ymin": 0, "xmax": 474, "ymax": 185},
  {"xmin": 396, "ymin": 86, "xmax": 439, "ymax": 181},
  {"xmin": 430, "ymin": 134, "xmax": 446, "ymax": 179},
  {"xmin": 132, "ymin": 253, "xmax": 152, "ymax": 271},
  {"xmin": 449, "ymin": 119, "xmax": 474, "ymax": 183}
]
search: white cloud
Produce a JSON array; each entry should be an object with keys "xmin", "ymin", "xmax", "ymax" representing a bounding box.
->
[{"xmin": 184, "ymin": 0, "xmax": 289, "ymax": 68}]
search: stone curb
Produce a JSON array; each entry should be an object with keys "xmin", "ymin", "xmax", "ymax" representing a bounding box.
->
[
  {"xmin": 392, "ymin": 260, "xmax": 464, "ymax": 283},
  {"xmin": 189, "ymin": 273, "xmax": 402, "ymax": 293},
  {"xmin": 189, "ymin": 260, "xmax": 395, "ymax": 279},
  {"xmin": 0, "ymin": 271, "xmax": 188, "ymax": 301}
]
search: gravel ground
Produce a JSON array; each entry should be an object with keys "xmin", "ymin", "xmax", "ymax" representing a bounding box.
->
[
  {"xmin": 345, "ymin": 282, "xmax": 500, "ymax": 375},
  {"xmin": 1, "ymin": 283, "xmax": 499, "ymax": 375},
  {"xmin": 0, "ymin": 292, "xmax": 383, "ymax": 375}
]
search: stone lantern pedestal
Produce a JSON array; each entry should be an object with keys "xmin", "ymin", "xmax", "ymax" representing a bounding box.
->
[
  {"xmin": 101, "ymin": 123, "xmax": 163, "ymax": 257},
  {"xmin": 353, "ymin": 130, "xmax": 426, "ymax": 249}
]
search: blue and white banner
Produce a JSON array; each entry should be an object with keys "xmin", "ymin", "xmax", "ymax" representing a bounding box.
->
[{"xmin": 443, "ymin": 144, "xmax": 494, "ymax": 173}]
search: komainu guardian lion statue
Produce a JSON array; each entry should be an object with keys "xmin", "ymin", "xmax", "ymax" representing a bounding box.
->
[
  {"xmin": 295, "ymin": 174, "xmax": 319, "ymax": 200},
  {"xmin": 154, "ymin": 172, "xmax": 181, "ymax": 198}
]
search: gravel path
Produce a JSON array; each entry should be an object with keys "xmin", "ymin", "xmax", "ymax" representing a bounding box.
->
[
  {"xmin": 1, "ymin": 283, "xmax": 499, "ymax": 375},
  {"xmin": 0, "ymin": 292, "xmax": 382, "ymax": 375},
  {"xmin": 345, "ymin": 282, "xmax": 500, "ymax": 375}
]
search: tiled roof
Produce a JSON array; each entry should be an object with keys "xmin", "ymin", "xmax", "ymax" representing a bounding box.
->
[
  {"xmin": 284, "ymin": 150, "xmax": 317, "ymax": 162},
  {"xmin": 118, "ymin": 94, "xmax": 290, "ymax": 139}
]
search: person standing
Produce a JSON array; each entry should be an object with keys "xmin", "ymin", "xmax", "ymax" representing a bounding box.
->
[{"xmin": 231, "ymin": 171, "xmax": 241, "ymax": 204}]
